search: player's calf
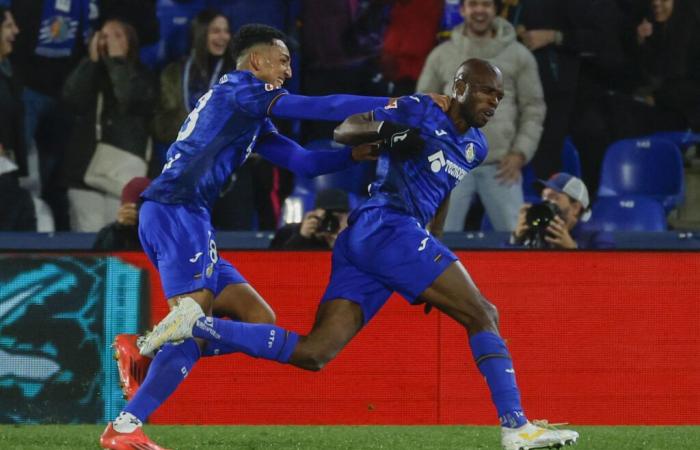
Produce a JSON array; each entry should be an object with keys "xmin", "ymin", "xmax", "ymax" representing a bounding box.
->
[{"xmin": 288, "ymin": 336, "xmax": 341, "ymax": 371}]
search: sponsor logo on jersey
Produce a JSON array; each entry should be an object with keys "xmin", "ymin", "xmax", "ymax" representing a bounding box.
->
[
  {"xmin": 428, "ymin": 150, "xmax": 466, "ymax": 181},
  {"xmin": 435, "ymin": 129, "xmax": 447, "ymax": 137},
  {"xmin": 189, "ymin": 252, "xmax": 203, "ymax": 263},
  {"xmin": 409, "ymin": 96, "xmax": 421, "ymax": 103}
]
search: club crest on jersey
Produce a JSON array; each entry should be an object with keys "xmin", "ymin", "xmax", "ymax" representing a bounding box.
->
[
  {"xmin": 465, "ymin": 143, "xmax": 475, "ymax": 163},
  {"xmin": 264, "ymin": 83, "xmax": 275, "ymax": 91}
]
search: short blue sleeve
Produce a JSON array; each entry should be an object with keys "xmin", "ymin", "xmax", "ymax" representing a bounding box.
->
[
  {"xmin": 230, "ymin": 76, "xmax": 288, "ymax": 118},
  {"xmin": 371, "ymin": 95, "xmax": 431, "ymax": 128}
]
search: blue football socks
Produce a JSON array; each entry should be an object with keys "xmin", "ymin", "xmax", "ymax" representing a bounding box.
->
[
  {"xmin": 192, "ymin": 317, "xmax": 299, "ymax": 363},
  {"xmin": 469, "ymin": 331, "xmax": 528, "ymax": 428},
  {"xmin": 124, "ymin": 338, "xmax": 200, "ymax": 422}
]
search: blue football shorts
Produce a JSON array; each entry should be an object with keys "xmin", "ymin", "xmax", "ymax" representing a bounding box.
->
[
  {"xmin": 138, "ymin": 200, "xmax": 247, "ymax": 299},
  {"xmin": 321, "ymin": 207, "xmax": 458, "ymax": 324}
]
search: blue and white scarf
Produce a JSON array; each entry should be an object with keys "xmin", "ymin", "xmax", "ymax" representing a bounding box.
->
[{"xmin": 34, "ymin": 0, "xmax": 98, "ymax": 58}]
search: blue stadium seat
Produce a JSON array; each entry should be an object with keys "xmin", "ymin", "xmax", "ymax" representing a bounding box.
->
[
  {"xmin": 521, "ymin": 136, "xmax": 582, "ymax": 198},
  {"xmin": 140, "ymin": 0, "xmax": 208, "ymax": 71},
  {"xmin": 561, "ymin": 136, "xmax": 582, "ymax": 177},
  {"xmin": 648, "ymin": 130, "xmax": 700, "ymax": 152},
  {"xmin": 597, "ymin": 137, "xmax": 684, "ymax": 211},
  {"xmin": 520, "ymin": 163, "xmax": 538, "ymax": 198},
  {"xmin": 583, "ymin": 196, "xmax": 667, "ymax": 232}
]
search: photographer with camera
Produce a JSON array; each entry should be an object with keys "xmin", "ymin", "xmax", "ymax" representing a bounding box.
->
[
  {"xmin": 271, "ymin": 188, "xmax": 350, "ymax": 250},
  {"xmin": 509, "ymin": 172, "xmax": 615, "ymax": 249}
]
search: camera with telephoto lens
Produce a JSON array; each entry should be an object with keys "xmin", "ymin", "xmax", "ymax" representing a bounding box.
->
[
  {"xmin": 318, "ymin": 210, "xmax": 340, "ymax": 234},
  {"xmin": 524, "ymin": 201, "xmax": 562, "ymax": 248}
]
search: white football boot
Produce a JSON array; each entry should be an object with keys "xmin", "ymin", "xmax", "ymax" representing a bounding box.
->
[
  {"xmin": 502, "ymin": 420, "xmax": 579, "ymax": 450},
  {"xmin": 139, "ymin": 297, "xmax": 204, "ymax": 356}
]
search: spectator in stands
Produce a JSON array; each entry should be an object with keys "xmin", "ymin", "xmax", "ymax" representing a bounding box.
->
[
  {"xmin": 153, "ymin": 8, "xmax": 233, "ymax": 146},
  {"xmin": 270, "ymin": 188, "xmax": 350, "ymax": 250},
  {"xmin": 627, "ymin": 0, "xmax": 700, "ymax": 132},
  {"xmin": 566, "ymin": 0, "xmax": 637, "ymax": 197},
  {"xmin": 0, "ymin": 144, "xmax": 35, "ymax": 231},
  {"xmin": 93, "ymin": 176, "xmax": 150, "ymax": 251},
  {"xmin": 379, "ymin": 0, "xmax": 443, "ymax": 96},
  {"xmin": 500, "ymin": 0, "xmax": 613, "ymax": 181},
  {"xmin": 0, "ymin": 6, "xmax": 24, "ymax": 175},
  {"xmin": 60, "ymin": 19, "xmax": 155, "ymax": 232},
  {"xmin": 417, "ymin": 0, "xmax": 545, "ymax": 232},
  {"xmin": 509, "ymin": 172, "xmax": 615, "ymax": 249},
  {"xmin": 10, "ymin": 0, "xmax": 99, "ymax": 229}
]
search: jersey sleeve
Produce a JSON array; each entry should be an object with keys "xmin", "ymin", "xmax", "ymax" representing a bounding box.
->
[
  {"xmin": 371, "ymin": 94, "xmax": 431, "ymax": 128},
  {"xmin": 260, "ymin": 118, "xmax": 278, "ymax": 136},
  {"xmin": 231, "ymin": 76, "xmax": 288, "ymax": 118}
]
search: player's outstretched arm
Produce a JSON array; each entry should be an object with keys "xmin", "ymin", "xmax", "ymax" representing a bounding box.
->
[
  {"xmin": 255, "ymin": 133, "xmax": 377, "ymax": 178},
  {"xmin": 269, "ymin": 94, "xmax": 389, "ymax": 122}
]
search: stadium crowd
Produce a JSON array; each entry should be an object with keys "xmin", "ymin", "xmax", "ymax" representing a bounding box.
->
[{"xmin": 0, "ymin": 0, "xmax": 699, "ymax": 240}]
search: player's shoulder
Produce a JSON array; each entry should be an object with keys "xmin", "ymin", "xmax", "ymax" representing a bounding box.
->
[
  {"xmin": 385, "ymin": 93, "xmax": 441, "ymax": 117},
  {"xmin": 217, "ymin": 70, "xmax": 279, "ymax": 93}
]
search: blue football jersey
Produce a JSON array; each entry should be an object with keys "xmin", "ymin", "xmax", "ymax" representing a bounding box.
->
[
  {"xmin": 357, "ymin": 94, "xmax": 489, "ymax": 226},
  {"xmin": 142, "ymin": 71, "xmax": 287, "ymax": 210}
]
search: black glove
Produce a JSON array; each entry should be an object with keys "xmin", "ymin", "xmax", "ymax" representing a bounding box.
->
[{"xmin": 378, "ymin": 121, "xmax": 425, "ymax": 158}]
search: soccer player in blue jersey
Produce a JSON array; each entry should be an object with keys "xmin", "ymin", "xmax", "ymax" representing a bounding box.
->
[
  {"xmin": 139, "ymin": 59, "xmax": 579, "ymax": 450},
  {"xmin": 98, "ymin": 23, "xmax": 433, "ymax": 450}
]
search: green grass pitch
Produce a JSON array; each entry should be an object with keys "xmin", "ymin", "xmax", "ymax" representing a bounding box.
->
[{"xmin": 1, "ymin": 425, "xmax": 699, "ymax": 449}]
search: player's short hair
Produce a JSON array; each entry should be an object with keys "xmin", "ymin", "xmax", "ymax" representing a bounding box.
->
[{"xmin": 231, "ymin": 24, "xmax": 287, "ymax": 65}]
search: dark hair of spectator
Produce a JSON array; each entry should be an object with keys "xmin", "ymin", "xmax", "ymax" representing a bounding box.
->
[
  {"xmin": 190, "ymin": 9, "xmax": 234, "ymax": 73},
  {"xmin": 104, "ymin": 19, "xmax": 140, "ymax": 65},
  {"xmin": 0, "ymin": 6, "xmax": 7, "ymax": 20},
  {"xmin": 231, "ymin": 24, "xmax": 287, "ymax": 63},
  {"xmin": 460, "ymin": 0, "xmax": 502, "ymax": 8}
]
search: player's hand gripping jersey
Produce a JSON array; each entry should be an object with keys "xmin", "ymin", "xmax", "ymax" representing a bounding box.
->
[{"xmin": 356, "ymin": 95, "xmax": 489, "ymax": 226}]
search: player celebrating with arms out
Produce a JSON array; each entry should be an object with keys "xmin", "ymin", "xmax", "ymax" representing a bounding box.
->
[
  {"xmin": 141, "ymin": 59, "xmax": 579, "ymax": 450},
  {"xmin": 100, "ymin": 23, "xmax": 452, "ymax": 450}
]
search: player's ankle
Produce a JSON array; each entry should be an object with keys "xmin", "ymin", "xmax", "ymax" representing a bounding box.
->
[{"xmin": 113, "ymin": 411, "xmax": 142, "ymax": 433}]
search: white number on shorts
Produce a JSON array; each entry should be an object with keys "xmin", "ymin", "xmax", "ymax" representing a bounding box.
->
[
  {"xmin": 208, "ymin": 231, "xmax": 219, "ymax": 263},
  {"xmin": 177, "ymin": 89, "xmax": 213, "ymax": 142}
]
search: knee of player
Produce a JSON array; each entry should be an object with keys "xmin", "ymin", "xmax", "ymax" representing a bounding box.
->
[{"xmin": 480, "ymin": 298, "xmax": 499, "ymax": 325}]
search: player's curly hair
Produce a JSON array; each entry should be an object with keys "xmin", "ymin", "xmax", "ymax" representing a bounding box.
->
[{"xmin": 231, "ymin": 24, "xmax": 287, "ymax": 65}]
